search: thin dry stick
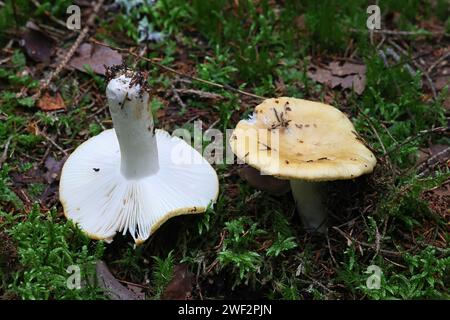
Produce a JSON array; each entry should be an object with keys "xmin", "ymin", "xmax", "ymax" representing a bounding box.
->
[
  {"xmin": 427, "ymin": 51, "xmax": 450, "ymax": 74},
  {"xmin": 35, "ymin": 0, "xmax": 105, "ymax": 100},
  {"xmin": 388, "ymin": 39, "xmax": 437, "ymax": 99},
  {"xmin": 174, "ymin": 88, "xmax": 224, "ymax": 100},
  {"xmin": 350, "ymin": 28, "xmax": 448, "ymax": 37},
  {"xmin": 382, "ymin": 126, "xmax": 449, "ymax": 157},
  {"xmin": 417, "ymin": 146, "xmax": 450, "ymax": 177},
  {"xmin": 332, "ymin": 226, "xmax": 401, "ymax": 257},
  {"xmin": 353, "ymin": 104, "xmax": 394, "ymax": 174},
  {"xmin": 326, "ymin": 232, "xmax": 338, "ymax": 267},
  {"xmin": 170, "ymin": 84, "xmax": 187, "ymax": 109},
  {"xmin": 30, "ymin": 0, "xmax": 69, "ymax": 29},
  {"xmin": 41, "ymin": 132, "xmax": 68, "ymax": 156},
  {"xmin": 0, "ymin": 136, "xmax": 12, "ymax": 167},
  {"xmin": 89, "ymin": 38, "xmax": 267, "ymax": 101}
]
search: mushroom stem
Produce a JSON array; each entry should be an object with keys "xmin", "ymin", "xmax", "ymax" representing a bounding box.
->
[
  {"xmin": 106, "ymin": 75, "xmax": 159, "ymax": 179},
  {"xmin": 289, "ymin": 180, "xmax": 327, "ymax": 233}
]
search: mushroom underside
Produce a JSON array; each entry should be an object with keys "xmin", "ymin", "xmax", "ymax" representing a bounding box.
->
[{"xmin": 60, "ymin": 129, "xmax": 218, "ymax": 243}]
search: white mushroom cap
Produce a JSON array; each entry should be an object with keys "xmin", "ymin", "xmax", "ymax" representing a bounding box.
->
[{"xmin": 60, "ymin": 73, "xmax": 218, "ymax": 244}]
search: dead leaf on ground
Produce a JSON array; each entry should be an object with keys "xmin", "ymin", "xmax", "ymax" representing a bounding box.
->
[
  {"xmin": 308, "ymin": 61, "xmax": 367, "ymax": 95},
  {"xmin": 162, "ymin": 264, "xmax": 195, "ymax": 300},
  {"xmin": 96, "ymin": 260, "xmax": 143, "ymax": 300},
  {"xmin": 22, "ymin": 22, "xmax": 54, "ymax": 63},
  {"xmin": 37, "ymin": 92, "xmax": 66, "ymax": 111},
  {"xmin": 44, "ymin": 156, "xmax": 66, "ymax": 184},
  {"xmin": 69, "ymin": 43, "xmax": 123, "ymax": 75}
]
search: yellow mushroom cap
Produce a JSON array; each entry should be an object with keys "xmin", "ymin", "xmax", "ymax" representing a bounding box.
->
[{"xmin": 230, "ymin": 97, "xmax": 376, "ymax": 181}]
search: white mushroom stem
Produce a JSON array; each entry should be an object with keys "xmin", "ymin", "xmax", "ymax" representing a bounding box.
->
[
  {"xmin": 106, "ymin": 75, "xmax": 159, "ymax": 179},
  {"xmin": 289, "ymin": 180, "xmax": 327, "ymax": 233}
]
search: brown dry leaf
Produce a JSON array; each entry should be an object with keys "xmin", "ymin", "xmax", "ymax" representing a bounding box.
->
[
  {"xmin": 329, "ymin": 61, "xmax": 366, "ymax": 77},
  {"xmin": 308, "ymin": 61, "xmax": 367, "ymax": 95},
  {"xmin": 44, "ymin": 156, "xmax": 66, "ymax": 184},
  {"xmin": 162, "ymin": 264, "xmax": 195, "ymax": 300},
  {"xmin": 22, "ymin": 22, "xmax": 54, "ymax": 63},
  {"xmin": 96, "ymin": 261, "xmax": 143, "ymax": 300},
  {"xmin": 69, "ymin": 43, "xmax": 123, "ymax": 75},
  {"xmin": 37, "ymin": 92, "xmax": 66, "ymax": 111}
]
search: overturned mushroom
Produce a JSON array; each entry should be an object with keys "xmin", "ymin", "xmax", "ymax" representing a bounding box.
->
[
  {"xmin": 230, "ymin": 97, "xmax": 376, "ymax": 233},
  {"xmin": 60, "ymin": 68, "xmax": 219, "ymax": 244}
]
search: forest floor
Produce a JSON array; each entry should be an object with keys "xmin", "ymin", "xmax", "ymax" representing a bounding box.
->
[{"xmin": 0, "ymin": 0, "xmax": 449, "ymax": 300}]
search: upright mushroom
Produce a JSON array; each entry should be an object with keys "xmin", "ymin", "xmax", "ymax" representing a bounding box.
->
[
  {"xmin": 60, "ymin": 68, "xmax": 219, "ymax": 244},
  {"xmin": 230, "ymin": 97, "xmax": 376, "ymax": 232}
]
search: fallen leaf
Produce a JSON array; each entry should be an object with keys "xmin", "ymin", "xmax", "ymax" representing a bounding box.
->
[
  {"xmin": 44, "ymin": 156, "xmax": 66, "ymax": 184},
  {"xmin": 126, "ymin": 284, "xmax": 146, "ymax": 300},
  {"xmin": 69, "ymin": 43, "xmax": 123, "ymax": 75},
  {"xmin": 96, "ymin": 261, "xmax": 143, "ymax": 300},
  {"xmin": 308, "ymin": 67, "xmax": 333, "ymax": 84},
  {"xmin": 162, "ymin": 264, "xmax": 195, "ymax": 300},
  {"xmin": 329, "ymin": 61, "xmax": 366, "ymax": 77},
  {"xmin": 22, "ymin": 22, "xmax": 54, "ymax": 63},
  {"xmin": 308, "ymin": 61, "xmax": 367, "ymax": 95},
  {"xmin": 37, "ymin": 92, "xmax": 66, "ymax": 111}
]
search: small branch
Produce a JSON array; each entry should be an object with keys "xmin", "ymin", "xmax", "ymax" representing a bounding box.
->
[
  {"xmin": 417, "ymin": 146, "xmax": 450, "ymax": 178},
  {"xmin": 170, "ymin": 84, "xmax": 187, "ymax": 109},
  {"xmin": 387, "ymin": 39, "xmax": 437, "ymax": 99},
  {"xmin": 174, "ymin": 88, "xmax": 224, "ymax": 100},
  {"xmin": 350, "ymin": 28, "xmax": 448, "ymax": 37},
  {"xmin": 34, "ymin": 0, "xmax": 105, "ymax": 99},
  {"xmin": 383, "ymin": 127, "xmax": 449, "ymax": 157},
  {"xmin": 30, "ymin": 0, "xmax": 69, "ymax": 29},
  {"xmin": 427, "ymin": 51, "xmax": 450, "ymax": 74},
  {"xmin": 0, "ymin": 136, "xmax": 13, "ymax": 167},
  {"xmin": 89, "ymin": 38, "xmax": 267, "ymax": 101},
  {"xmin": 40, "ymin": 132, "xmax": 68, "ymax": 156},
  {"xmin": 326, "ymin": 232, "xmax": 338, "ymax": 267},
  {"xmin": 332, "ymin": 226, "xmax": 401, "ymax": 257},
  {"xmin": 384, "ymin": 47, "xmax": 416, "ymax": 77}
]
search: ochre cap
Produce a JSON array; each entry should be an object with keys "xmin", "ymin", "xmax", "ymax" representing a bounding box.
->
[{"xmin": 230, "ymin": 97, "xmax": 376, "ymax": 181}]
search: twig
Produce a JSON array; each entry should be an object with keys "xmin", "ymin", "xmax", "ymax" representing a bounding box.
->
[
  {"xmin": 174, "ymin": 88, "xmax": 224, "ymax": 100},
  {"xmin": 388, "ymin": 39, "xmax": 437, "ymax": 99},
  {"xmin": 350, "ymin": 28, "xmax": 448, "ymax": 37},
  {"xmin": 34, "ymin": 0, "xmax": 105, "ymax": 99},
  {"xmin": 384, "ymin": 47, "xmax": 416, "ymax": 77},
  {"xmin": 353, "ymin": 104, "xmax": 394, "ymax": 174},
  {"xmin": 0, "ymin": 136, "xmax": 12, "ymax": 167},
  {"xmin": 326, "ymin": 232, "xmax": 338, "ymax": 267},
  {"xmin": 427, "ymin": 51, "xmax": 450, "ymax": 74},
  {"xmin": 417, "ymin": 146, "xmax": 450, "ymax": 177},
  {"xmin": 117, "ymin": 279, "xmax": 148, "ymax": 290},
  {"xmin": 40, "ymin": 132, "xmax": 68, "ymax": 156},
  {"xmin": 332, "ymin": 226, "xmax": 401, "ymax": 257},
  {"xmin": 89, "ymin": 38, "xmax": 267, "ymax": 101},
  {"xmin": 170, "ymin": 84, "xmax": 187, "ymax": 109},
  {"xmin": 383, "ymin": 126, "xmax": 449, "ymax": 157},
  {"xmin": 30, "ymin": 0, "xmax": 70, "ymax": 29}
]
